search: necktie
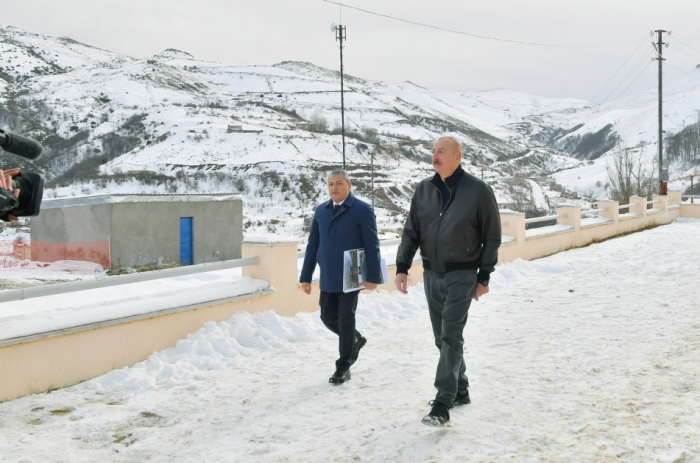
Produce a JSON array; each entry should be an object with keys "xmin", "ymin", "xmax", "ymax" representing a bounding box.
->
[{"xmin": 334, "ymin": 204, "xmax": 340, "ymax": 212}]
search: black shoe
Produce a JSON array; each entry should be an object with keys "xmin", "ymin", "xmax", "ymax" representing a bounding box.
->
[
  {"xmin": 453, "ymin": 389, "xmax": 471, "ymax": 406},
  {"xmin": 351, "ymin": 336, "xmax": 367, "ymax": 364},
  {"xmin": 329, "ymin": 369, "xmax": 351, "ymax": 385},
  {"xmin": 422, "ymin": 401, "xmax": 450, "ymax": 427}
]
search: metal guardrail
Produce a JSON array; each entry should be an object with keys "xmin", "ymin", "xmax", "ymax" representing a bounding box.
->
[
  {"xmin": 619, "ymin": 204, "xmax": 632, "ymax": 210},
  {"xmin": 524, "ymin": 214, "xmax": 567, "ymax": 224},
  {"xmin": 0, "ymin": 257, "xmax": 260, "ymax": 304},
  {"xmin": 647, "ymin": 200, "xmax": 660, "ymax": 205}
]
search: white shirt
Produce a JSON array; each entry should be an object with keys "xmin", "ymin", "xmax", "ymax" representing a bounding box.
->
[{"xmin": 333, "ymin": 198, "xmax": 346, "ymax": 208}]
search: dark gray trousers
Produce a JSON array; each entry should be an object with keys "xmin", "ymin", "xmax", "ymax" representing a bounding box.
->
[{"xmin": 423, "ymin": 269, "xmax": 477, "ymax": 406}]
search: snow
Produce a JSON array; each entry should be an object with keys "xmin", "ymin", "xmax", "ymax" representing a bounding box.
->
[
  {"xmin": 580, "ymin": 216, "xmax": 613, "ymax": 228},
  {"xmin": 1, "ymin": 219, "xmax": 698, "ymax": 461},
  {"xmin": 0, "ymin": 269, "xmax": 265, "ymax": 343},
  {"xmin": 526, "ymin": 223, "xmax": 574, "ymax": 239}
]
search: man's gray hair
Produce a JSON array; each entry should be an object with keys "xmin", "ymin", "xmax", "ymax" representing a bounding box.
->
[{"xmin": 328, "ymin": 170, "xmax": 351, "ymax": 182}]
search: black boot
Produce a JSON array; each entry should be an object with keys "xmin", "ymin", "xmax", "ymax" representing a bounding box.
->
[
  {"xmin": 422, "ymin": 401, "xmax": 450, "ymax": 427},
  {"xmin": 329, "ymin": 369, "xmax": 351, "ymax": 385}
]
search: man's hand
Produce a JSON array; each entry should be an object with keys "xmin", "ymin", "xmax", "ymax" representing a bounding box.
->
[
  {"xmin": 364, "ymin": 282, "xmax": 377, "ymax": 291},
  {"xmin": 301, "ymin": 282, "xmax": 312, "ymax": 295},
  {"xmin": 395, "ymin": 273, "xmax": 408, "ymax": 294},
  {"xmin": 473, "ymin": 283, "xmax": 489, "ymax": 301},
  {"xmin": 0, "ymin": 168, "xmax": 20, "ymax": 198},
  {"xmin": 0, "ymin": 168, "xmax": 21, "ymax": 221}
]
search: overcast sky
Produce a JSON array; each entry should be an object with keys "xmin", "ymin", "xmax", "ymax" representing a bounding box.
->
[{"xmin": 2, "ymin": 0, "xmax": 700, "ymax": 102}]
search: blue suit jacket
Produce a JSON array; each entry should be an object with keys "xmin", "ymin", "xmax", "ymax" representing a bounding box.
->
[{"xmin": 300, "ymin": 193, "xmax": 382, "ymax": 293}]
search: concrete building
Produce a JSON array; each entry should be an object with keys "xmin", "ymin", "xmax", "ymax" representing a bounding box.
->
[{"xmin": 31, "ymin": 194, "xmax": 243, "ymax": 271}]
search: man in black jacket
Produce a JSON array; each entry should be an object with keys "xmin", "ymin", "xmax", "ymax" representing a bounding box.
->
[{"xmin": 395, "ymin": 136, "xmax": 501, "ymax": 427}]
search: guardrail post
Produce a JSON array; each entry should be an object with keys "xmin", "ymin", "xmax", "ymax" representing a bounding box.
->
[
  {"xmin": 556, "ymin": 204, "xmax": 581, "ymax": 231},
  {"xmin": 667, "ymin": 190, "xmax": 681, "ymax": 206},
  {"xmin": 241, "ymin": 239, "xmax": 317, "ymax": 316},
  {"xmin": 242, "ymin": 239, "xmax": 299, "ymax": 293},
  {"xmin": 628, "ymin": 196, "xmax": 647, "ymax": 217},
  {"xmin": 500, "ymin": 210, "xmax": 526, "ymax": 243},
  {"xmin": 596, "ymin": 200, "xmax": 619, "ymax": 223},
  {"xmin": 653, "ymin": 195, "xmax": 668, "ymax": 211}
]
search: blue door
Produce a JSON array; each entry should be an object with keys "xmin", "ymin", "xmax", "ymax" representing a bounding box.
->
[{"xmin": 180, "ymin": 217, "xmax": 193, "ymax": 266}]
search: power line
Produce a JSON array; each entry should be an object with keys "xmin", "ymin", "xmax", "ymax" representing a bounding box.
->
[
  {"xmin": 670, "ymin": 35, "xmax": 700, "ymax": 57},
  {"xmin": 667, "ymin": 38, "xmax": 700, "ymax": 62},
  {"xmin": 614, "ymin": 60, "xmax": 654, "ymax": 100},
  {"xmin": 665, "ymin": 62, "xmax": 700, "ymax": 82},
  {"xmin": 321, "ymin": 0, "xmax": 639, "ymax": 48},
  {"xmin": 599, "ymin": 45, "xmax": 654, "ymax": 104},
  {"xmin": 590, "ymin": 35, "xmax": 650, "ymax": 102}
]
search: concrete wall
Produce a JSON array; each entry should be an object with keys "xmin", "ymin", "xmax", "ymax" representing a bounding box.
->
[
  {"xmin": 499, "ymin": 191, "xmax": 683, "ymax": 264},
  {"xmin": 0, "ymin": 240, "xmax": 423, "ymax": 403},
  {"xmin": 31, "ymin": 195, "xmax": 243, "ymax": 271},
  {"xmin": 111, "ymin": 200, "xmax": 242, "ymax": 269},
  {"xmin": 4, "ymin": 190, "xmax": 690, "ymax": 403},
  {"xmin": 31, "ymin": 203, "xmax": 111, "ymax": 243}
]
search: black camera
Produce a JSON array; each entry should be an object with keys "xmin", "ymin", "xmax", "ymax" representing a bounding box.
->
[{"xmin": 0, "ymin": 128, "xmax": 45, "ymax": 221}]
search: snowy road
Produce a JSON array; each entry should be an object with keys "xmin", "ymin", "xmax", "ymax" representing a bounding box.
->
[{"xmin": 1, "ymin": 219, "xmax": 700, "ymax": 462}]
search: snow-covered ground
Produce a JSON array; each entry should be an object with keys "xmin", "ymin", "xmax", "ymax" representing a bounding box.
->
[
  {"xmin": 1, "ymin": 219, "xmax": 699, "ymax": 462},
  {"xmin": 0, "ymin": 268, "xmax": 263, "ymax": 342}
]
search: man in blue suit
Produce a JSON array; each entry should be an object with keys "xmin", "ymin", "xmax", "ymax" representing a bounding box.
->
[{"xmin": 300, "ymin": 170, "xmax": 382, "ymax": 384}]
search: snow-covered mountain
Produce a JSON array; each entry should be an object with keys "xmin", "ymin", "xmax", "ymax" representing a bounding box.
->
[{"xmin": 2, "ymin": 24, "xmax": 699, "ymax": 235}]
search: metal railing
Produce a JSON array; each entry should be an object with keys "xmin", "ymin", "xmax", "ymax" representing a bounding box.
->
[{"xmin": 0, "ymin": 257, "xmax": 260, "ymax": 304}]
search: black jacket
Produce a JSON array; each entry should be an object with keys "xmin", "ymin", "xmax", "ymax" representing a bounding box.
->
[{"xmin": 396, "ymin": 165, "xmax": 501, "ymax": 284}]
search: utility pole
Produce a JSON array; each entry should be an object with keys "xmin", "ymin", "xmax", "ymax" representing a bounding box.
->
[
  {"xmin": 332, "ymin": 23, "xmax": 347, "ymax": 169},
  {"xmin": 653, "ymin": 30, "xmax": 669, "ymax": 195}
]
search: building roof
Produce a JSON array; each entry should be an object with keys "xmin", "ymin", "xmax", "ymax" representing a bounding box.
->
[{"xmin": 40, "ymin": 194, "xmax": 242, "ymax": 210}]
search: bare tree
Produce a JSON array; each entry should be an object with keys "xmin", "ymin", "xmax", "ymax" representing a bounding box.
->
[
  {"xmin": 606, "ymin": 144, "xmax": 657, "ymax": 204},
  {"xmin": 309, "ymin": 110, "xmax": 329, "ymax": 133}
]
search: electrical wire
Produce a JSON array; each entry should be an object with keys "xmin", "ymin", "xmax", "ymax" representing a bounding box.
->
[
  {"xmin": 614, "ymin": 60, "xmax": 653, "ymax": 100},
  {"xmin": 590, "ymin": 35, "xmax": 651, "ymax": 102},
  {"xmin": 599, "ymin": 46, "xmax": 654, "ymax": 104},
  {"xmin": 321, "ymin": 0, "xmax": 640, "ymax": 48},
  {"xmin": 669, "ymin": 35, "xmax": 700, "ymax": 57},
  {"xmin": 665, "ymin": 62, "xmax": 700, "ymax": 82},
  {"xmin": 667, "ymin": 38, "xmax": 700, "ymax": 62}
]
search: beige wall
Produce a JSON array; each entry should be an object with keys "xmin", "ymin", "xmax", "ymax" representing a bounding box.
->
[
  {"xmin": 1, "ymin": 241, "xmax": 423, "ymax": 403},
  {"xmin": 499, "ymin": 191, "xmax": 683, "ymax": 264},
  {"xmin": 1, "ymin": 191, "xmax": 689, "ymax": 403},
  {"xmin": 0, "ymin": 294, "xmax": 275, "ymax": 403}
]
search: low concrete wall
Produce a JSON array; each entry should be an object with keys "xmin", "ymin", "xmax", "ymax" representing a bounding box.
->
[
  {"xmin": 0, "ymin": 241, "xmax": 422, "ymax": 403},
  {"xmin": 2, "ymin": 191, "xmax": 689, "ymax": 403},
  {"xmin": 499, "ymin": 192, "xmax": 683, "ymax": 264},
  {"xmin": 680, "ymin": 203, "xmax": 700, "ymax": 218}
]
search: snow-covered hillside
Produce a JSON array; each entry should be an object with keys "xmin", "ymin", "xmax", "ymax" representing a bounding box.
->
[{"xmin": 2, "ymin": 24, "xmax": 699, "ymax": 235}]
